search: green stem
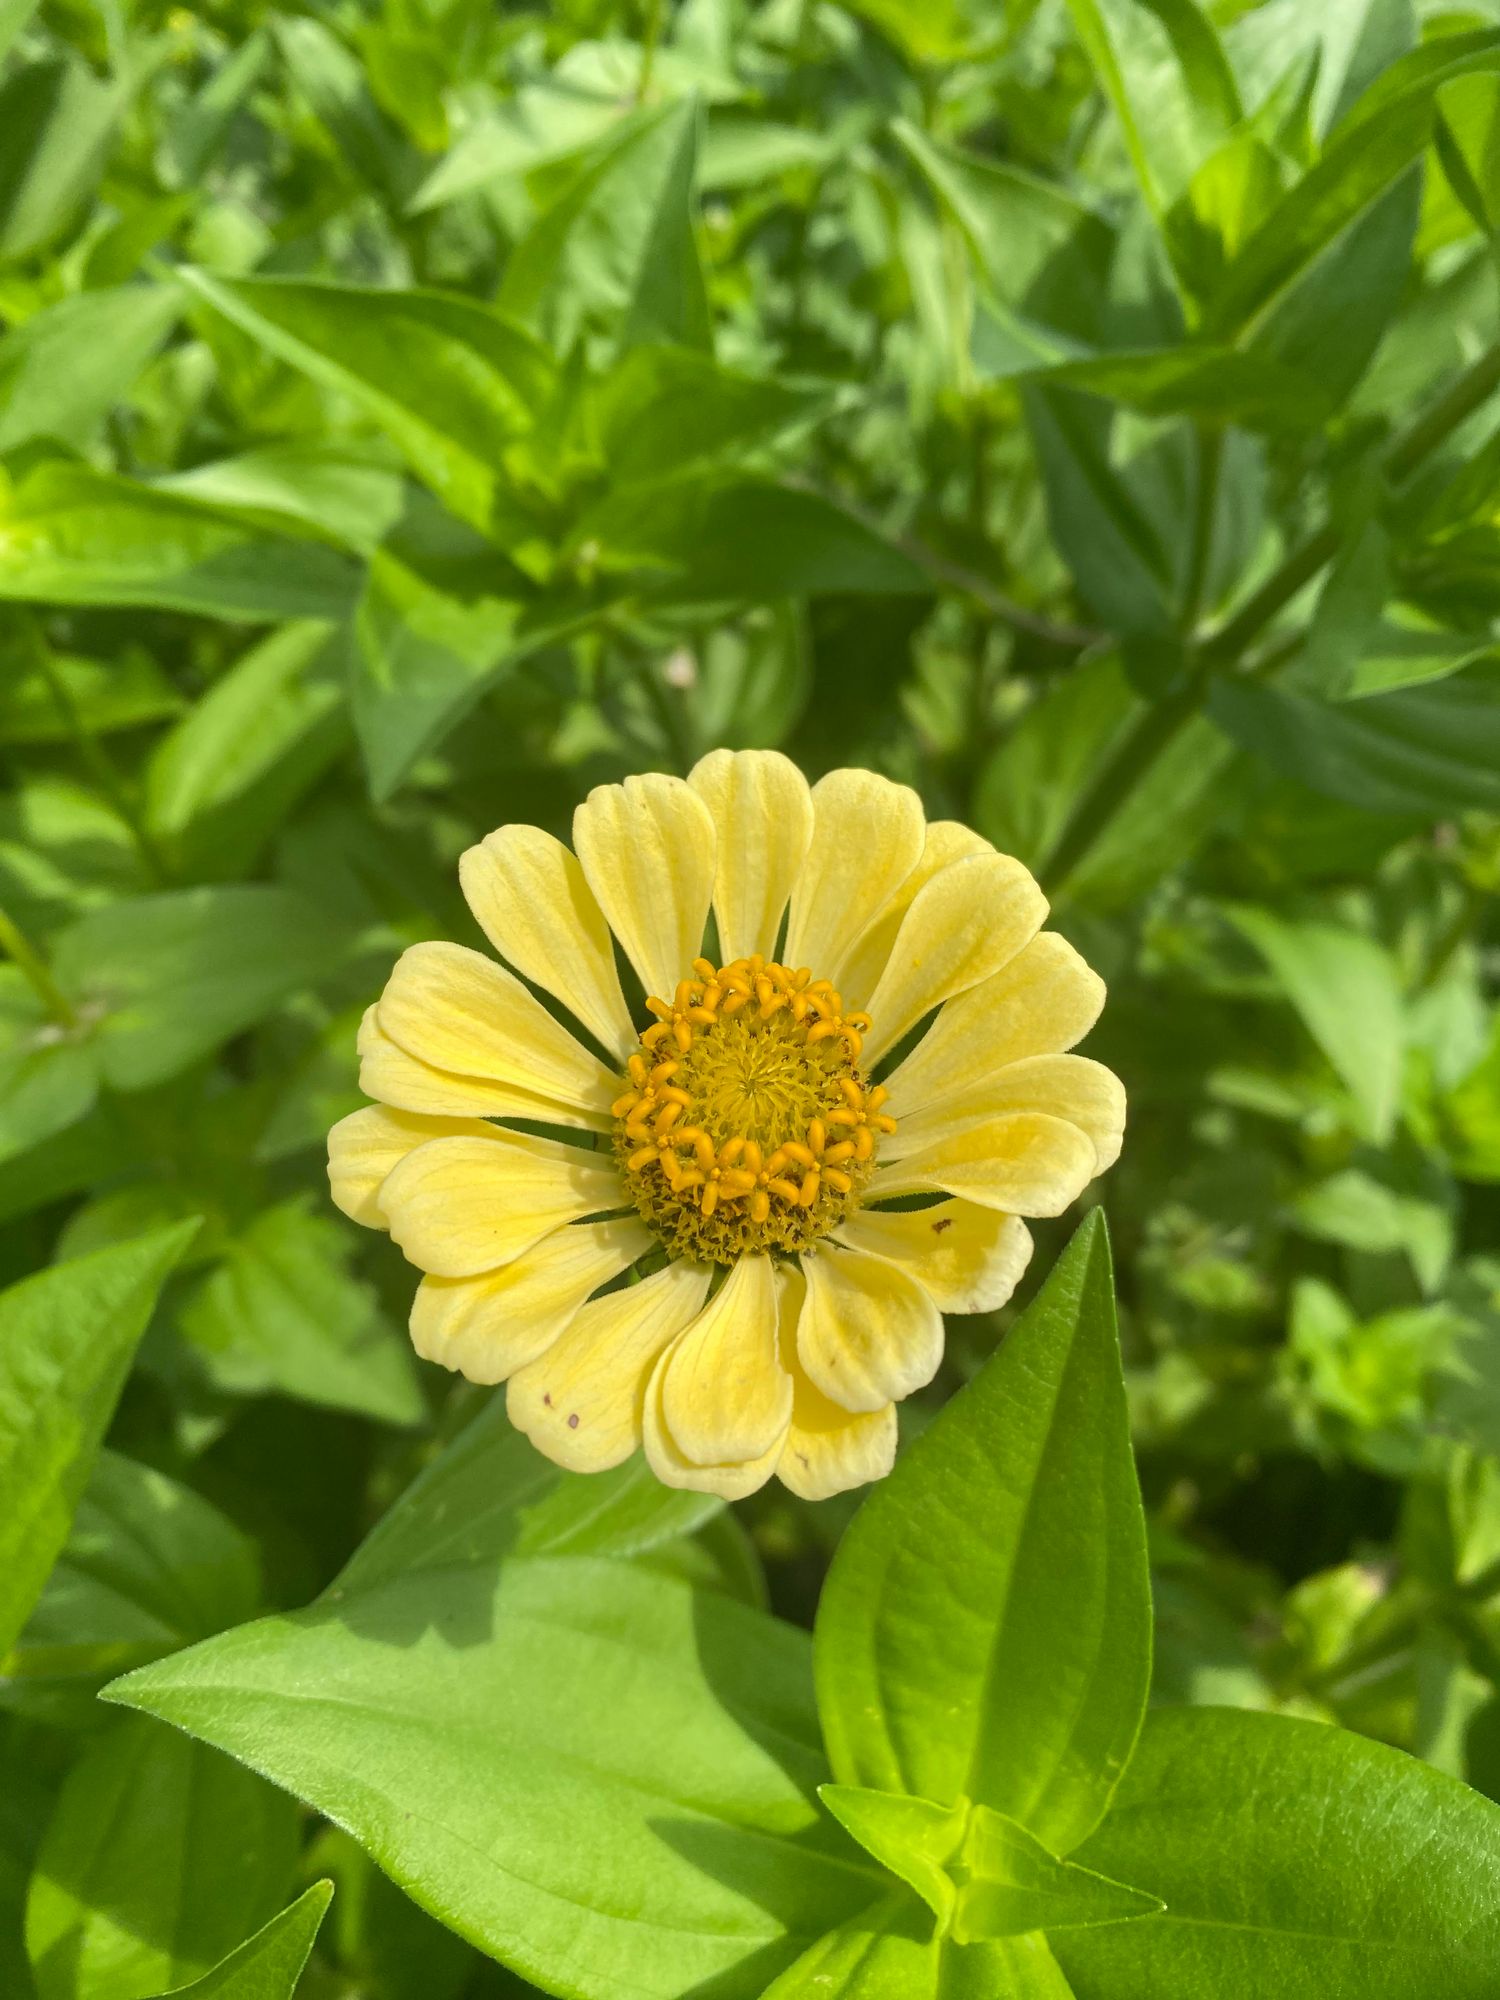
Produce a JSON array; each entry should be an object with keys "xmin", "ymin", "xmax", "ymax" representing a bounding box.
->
[
  {"xmin": 0, "ymin": 901, "xmax": 78, "ymax": 1027},
  {"xmin": 637, "ymin": 0, "xmax": 665, "ymax": 102},
  {"xmin": 27, "ymin": 622, "xmax": 168, "ymax": 884},
  {"xmin": 1044, "ymin": 340, "xmax": 1500, "ymax": 897},
  {"xmin": 1179, "ymin": 426, "xmax": 1223, "ymax": 634}
]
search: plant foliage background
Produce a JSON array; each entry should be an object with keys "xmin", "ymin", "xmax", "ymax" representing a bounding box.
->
[{"xmin": 5, "ymin": 0, "xmax": 1500, "ymax": 1992}]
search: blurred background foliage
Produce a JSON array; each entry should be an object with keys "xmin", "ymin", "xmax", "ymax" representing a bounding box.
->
[{"xmin": 4, "ymin": 0, "xmax": 1500, "ymax": 1990}]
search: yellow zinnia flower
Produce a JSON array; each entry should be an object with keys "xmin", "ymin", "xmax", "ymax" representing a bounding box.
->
[{"xmin": 326, "ymin": 753, "xmax": 1124, "ymax": 1501}]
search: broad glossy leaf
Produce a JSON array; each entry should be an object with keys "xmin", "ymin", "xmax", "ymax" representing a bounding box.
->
[
  {"xmin": 5, "ymin": 1448, "xmax": 260, "ymax": 1696},
  {"xmin": 499, "ymin": 99, "xmax": 710, "ymax": 357},
  {"xmin": 0, "ymin": 464, "xmax": 356, "ymax": 621},
  {"xmin": 26, "ymin": 1713, "xmax": 298, "ymax": 2000},
  {"xmin": 51, "ymin": 885, "xmax": 348, "ymax": 1092},
  {"xmin": 107, "ymin": 1558, "xmax": 879, "ymax": 2000},
  {"xmin": 818, "ymin": 1790, "xmax": 967, "ymax": 1927},
  {"xmin": 1056, "ymin": 1706, "xmax": 1500, "ymax": 1996},
  {"xmin": 1228, "ymin": 907, "xmax": 1405, "ymax": 1143},
  {"xmin": 815, "ymin": 1215, "xmax": 1151, "ymax": 1855},
  {"xmin": 180, "ymin": 270, "xmax": 553, "ymax": 536},
  {"xmin": 955, "ymin": 1807, "xmax": 1162, "ymax": 1943},
  {"xmin": 0, "ymin": 286, "xmax": 180, "ymax": 453},
  {"xmin": 1210, "ymin": 662, "xmax": 1500, "ymax": 817},
  {"xmin": 178, "ymin": 1198, "xmax": 423, "ymax": 1427},
  {"xmin": 147, "ymin": 1882, "xmax": 332, "ymax": 2000},
  {"xmin": 0, "ymin": 1222, "xmax": 197, "ymax": 1657}
]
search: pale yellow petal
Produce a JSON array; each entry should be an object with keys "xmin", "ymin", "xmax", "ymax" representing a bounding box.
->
[
  {"xmin": 688, "ymin": 748, "xmax": 814, "ymax": 963},
  {"xmin": 882, "ymin": 932, "xmax": 1107, "ymax": 1118},
  {"xmin": 326, "ymin": 1104, "xmax": 496, "ymax": 1230},
  {"xmin": 834, "ymin": 1201, "xmax": 1033, "ymax": 1315},
  {"xmin": 836, "ymin": 820, "xmax": 992, "ymax": 1010},
  {"xmin": 409, "ymin": 1217, "xmax": 653, "ymax": 1384},
  {"xmin": 573, "ymin": 774, "xmax": 716, "ymax": 1002},
  {"xmin": 642, "ymin": 1358, "xmax": 789, "ymax": 1501},
  {"xmin": 653, "ymin": 1255, "xmax": 791, "ymax": 1467},
  {"xmin": 358, "ymin": 1006, "xmax": 609, "ymax": 1131},
  {"xmin": 378, "ymin": 1130, "xmax": 622, "ymax": 1278},
  {"xmin": 888, "ymin": 1054, "xmax": 1126, "ymax": 1176},
  {"xmin": 459, "ymin": 825, "xmax": 635, "ymax": 1061},
  {"xmin": 860, "ymin": 852, "xmax": 1048, "ymax": 1065},
  {"xmin": 870, "ymin": 1111, "xmax": 1100, "ymax": 1218},
  {"xmin": 796, "ymin": 1241, "xmax": 943, "ymax": 1415},
  {"xmin": 377, "ymin": 940, "xmax": 616, "ymax": 1111},
  {"xmin": 775, "ymin": 1263, "xmax": 898, "ymax": 1501},
  {"xmin": 782, "ymin": 768, "xmax": 925, "ymax": 988},
  {"xmin": 507, "ymin": 1260, "xmax": 711, "ymax": 1473}
]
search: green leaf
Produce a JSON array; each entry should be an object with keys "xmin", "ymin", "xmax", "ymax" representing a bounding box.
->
[
  {"xmin": 0, "ymin": 57, "xmax": 121, "ymax": 261},
  {"xmin": 179, "ymin": 270, "xmax": 554, "ymax": 536},
  {"xmin": 0, "ymin": 286, "xmax": 181, "ymax": 454},
  {"xmin": 0, "ymin": 969, "xmax": 99, "ymax": 1168},
  {"xmin": 1205, "ymin": 31, "xmax": 1500, "ymax": 340},
  {"xmin": 0, "ymin": 642, "xmax": 184, "ymax": 745},
  {"xmin": 592, "ymin": 344, "xmax": 831, "ymax": 484},
  {"xmin": 1020, "ymin": 346, "xmax": 1325, "ymax": 429},
  {"xmin": 499, "ymin": 100, "xmax": 711, "ymax": 357},
  {"xmin": 954, "ymin": 1806, "xmax": 1163, "ymax": 1943},
  {"xmin": 337, "ymin": 1390, "xmax": 721, "ymax": 1591},
  {"xmin": 272, "ymin": 16, "xmax": 415, "ymax": 205},
  {"xmin": 143, "ymin": 623, "xmax": 347, "ymax": 880},
  {"xmin": 1437, "ymin": 71, "xmax": 1500, "ymax": 234},
  {"xmin": 0, "ymin": 464, "xmax": 357, "ymax": 622},
  {"xmin": 51, "ymin": 885, "xmax": 348, "ymax": 1092},
  {"xmin": 1055, "ymin": 1706, "xmax": 1500, "ymax": 1996},
  {"xmin": 1227, "ymin": 907, "xmax": 1405, "ymax": 1143},
  {"xmin": 25, "ymin": 1713, "xmax": 299, "ymax": 2000},
  {"xmin": 145, "ymin": 1882, "xmax": 333, "ymax": 2000},
  {"xmin": 5, "ymin": 1448, "xmax": 259, "ymax": 1697},
  {"xmin": 0, "ymin": 1222, "xmax": 197, "ymax": 1658},
  {"xmin": 815, "ymin": 1215, "xmax": 1151, "ymax": 1855},
  {"xmin": 1063, "ymin": 0, "xmax": 1241, "ymax": 233},
  {"xmin": 818, "ymin": 1789, "xmax": 967, "ymax": 1927},
  {"xmin": 581, "ymin": 477, "xmax": 929, "ymax": 602},
  {"xmin": 1210, "ymin": 662, "xmax": 1500, "ymax": 818},
  {"xmin": 177, "ymin": 1197, "xmax": 424, "ymax": 1427},
  {"xmin": 155, "ymin": 443, "xmax": 406, "ymax": 555},
  {"xmin": 763, "ymin": 1899, "xmax": 1077, "ymax": 1998},
  {"xmin": 1020, "ymin": 390, "xmax": 1173, "ymax": 636},
  {"xmin": 105, "ymin": 1559, "xmax": 877, "ymax": 2000},
  {"xmin": 351, "ymin": 542, "xmax": 536, "ymax": 803}
]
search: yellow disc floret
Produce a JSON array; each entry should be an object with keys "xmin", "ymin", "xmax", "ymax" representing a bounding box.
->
[{"xmin": 612, "ymin": 954, "xmax": 897, "ymax": 1264}]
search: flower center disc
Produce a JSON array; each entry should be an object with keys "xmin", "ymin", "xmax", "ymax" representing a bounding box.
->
[{"xmin": 612, "ymin": 954, "xmax": 897, "ymax": 1265}]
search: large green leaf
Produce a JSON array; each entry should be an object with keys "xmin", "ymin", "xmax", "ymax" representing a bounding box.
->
[
  {"xmin": 0, "ymin": 56, "xmax": 120, "ymax": 261},
  {"xmin": 0, "ymin": 464, "xmax": 357, "ymax": 621},
  {"xmin": 26, "ymin": 1714, "xmax": 298, "ymax": 2000},
  {"xmin": 5, "ymin": 1448, "xmax": 259, "ymax": 1697},
  {"xmin": 146, "ymin": 1883, "xmax": 332, "ymax": 2000},
  {"xmin": 180, "ymin": 270, "xmax": 554, "ymax": 536},
  {"xmin": 1211, "ymin": 661, "xmax": 1500, "ymax": 818},
  {"xmin": 763, "ymin": 1897, "xmax": 1076, "ymax": 1999},
  {"xmin": 51, "ymin": 885, "xmax": 348, "ymax": 1091},
  {"xmin": 815, "ymin": 1215, "xmax": 1151, "ymax": 1855},
  {"xmin": 1056, "ymin": 1706, "xmax": 1500, "ymax": 1996},
  {"xmin": 106, "ymin": 1559, "xmax": 878, "ymax": 2000},
  {"xmin": 0, "ymin": 1223, "xmax": 197, "ymax": 1658}
]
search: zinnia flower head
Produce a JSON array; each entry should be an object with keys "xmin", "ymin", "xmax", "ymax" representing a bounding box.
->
[{"xmin": 327, "ymin": 753, "xmax": 1124, "ymax": 1501}]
